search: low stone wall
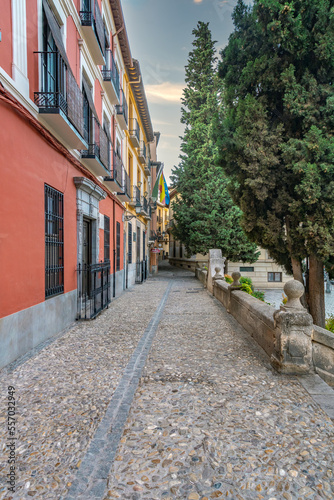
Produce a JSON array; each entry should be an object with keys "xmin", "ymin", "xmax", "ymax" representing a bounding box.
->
[
  {"xmin": 313, "ymin": 326, "xmax": 334, "ymax": 386},
  {"xmin": 169, "ymin": 258, "xmax": 207, "ymax": 273},
  {"xmin": 195, "ymin": 268, "xmax": 208, "ymax": 287},
  {"xmin": 195, "ymin": 251, "xmax": 334, "ymax": 385},
  {"xmin": 214, "ymin": 280, "xmax": 276, "ymax": 357}
]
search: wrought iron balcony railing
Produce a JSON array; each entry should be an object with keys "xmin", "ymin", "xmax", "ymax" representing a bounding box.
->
[
  {"xmin": 34, "ymin": 51, "xmax": 84, "ymax": 139},
  {"xmin": 80, "ymin": 0, "xmax": 105, "ymax": 56},
  {"xmin": 101, "ymin": 49, "xmax": 120, "ymax": 100},
  {"xmin": 142, "ymin": 196, "xmax": 148, "ymax": 214},
  {"xmin": 129, "ymin": 118, "xmax": 140, "ymax": 146},
  {"xmin": 138, "ymin": 141, "xmax": 147, "ymax": 164},
  {"xmin": 81, "ymin": 117, "xmax": 110, "ymax": 172},
  {"xmin": 122, "ymin": 167, "xmax": 131, "ymax": 198},
  {"xmin": 115, "ymin": 88, "xmax": 128, "ymax": 127},
  {"xmin": 132, "ymin": 185, "xmax": 141, "ymax": 205}
]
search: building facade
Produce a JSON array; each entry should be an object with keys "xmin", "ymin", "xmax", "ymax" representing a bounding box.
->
[{"xmin": 0, "ymin": 0, "xmax": 157, "ymax": 369}]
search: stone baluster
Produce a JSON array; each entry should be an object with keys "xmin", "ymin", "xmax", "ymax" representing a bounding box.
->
[{"xmin": 271, "ymin": 280, "xmax": 314, "ymax": 374}]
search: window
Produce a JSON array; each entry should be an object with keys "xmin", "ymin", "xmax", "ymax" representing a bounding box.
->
[
  {"xmin": 240, "ymin": 267, "xmax": 254, "ymax": 272},
  {"xmin": 128, "ymin": 223, "xmax": 132, "ymax": 264},
  {"xmin": 268, "ymin": 272, "xmax": 282, "ymax": 282},
  {"xmin": 143, "ymin": 229, "xmax": 146, "ymax": 260},
  {"xmin": 45, "ymin": 184, "xmax": 64, "ymax": 298},
  {"xmin": 104, "ymin": 215, "xmax": 110, "ymax": 262},
  {"xmin": 116, "ymin": 222, "xmax": 120, "ymax": 271}
]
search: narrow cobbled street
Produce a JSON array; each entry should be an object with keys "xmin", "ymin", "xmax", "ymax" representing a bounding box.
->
[{"xmin": 1, "ymin": 263, "xmax": 334, "ymax": 500}]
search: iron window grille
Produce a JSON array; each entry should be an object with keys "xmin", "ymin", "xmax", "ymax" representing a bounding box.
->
[
  {"xmin": 116, "ymin": 222, "xmax": 121, "ymax": 271},
  {"xmin": 240, "ymin": 267, "xmax": 255, "ymax": 272},
  {"xmin": 104, "ymin": 215, "xmax": 110, "ymax": 262},
  {"xmin": 128, "ymin": 223, "xmax": 133, "ymax": 264},
  {"xmin": 45, "ymin": 184, "xmax": 64, "ymax": 298}
]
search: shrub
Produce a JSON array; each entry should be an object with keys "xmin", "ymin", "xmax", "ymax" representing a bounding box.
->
[
  {"xmin": 239, "ymin": 276, "xmax": 254, "ymax": 291},
  {"xmin": 252, "ymin": 290, "xmax": 265, "ymax": 302},
  {"xmin": 326, "ymin": 315, "xmax": 334, "ymax": 334},
  {"xmin": 224, "ymin": 274, "xmax": 233, "ymax": 284},
  {"xmin": 241, "ymin": 283, "xmax": 253, "ymax": 295}
]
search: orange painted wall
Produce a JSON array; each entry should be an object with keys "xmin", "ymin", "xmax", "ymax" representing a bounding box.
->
[
  {"xmin": 94, "ymin": 79, "xmax": 103, "ymax": 124},
  {"xmin": 66, "ymin": 16, "xmax": 80, "ymax": 84},
  {"xmin": 0, "ymin": 101, "xmax": 78, "ymax": 318},
  {"xmin": 0, "ymin": 0, "xmax": 13, "ymax": 77},
  {"xmin": 27, "ymin": 0, "xmax": 39, "ymax": 101}
]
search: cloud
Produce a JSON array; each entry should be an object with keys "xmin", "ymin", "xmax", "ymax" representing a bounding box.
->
[
  {"xmin": 194, "ymin": 0, "xmax": 203, "ymax": 3},
  {"xmin": 145, "ymin": 82, "xmax": 184, "ymax": 104}
]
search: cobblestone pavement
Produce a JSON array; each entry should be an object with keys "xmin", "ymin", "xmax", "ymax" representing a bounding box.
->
[
  {"xmin": 1, "ymin": 263, "xmax": 334, "ymax": 500},
  {"xmin": 106, "ymin": 264, "xmax": 334, "ymax": 500},
  {"xmin": 0, "ymin": 281, "xmax": 169, "ymax": 499}
]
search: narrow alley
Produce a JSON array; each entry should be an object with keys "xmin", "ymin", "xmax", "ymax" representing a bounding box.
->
[{"xmin": 1, "ymin": 263, "xmax": 334, "ymax": 500}]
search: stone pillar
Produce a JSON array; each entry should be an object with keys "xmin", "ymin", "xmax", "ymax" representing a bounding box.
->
[
  {"xmin": 271, "ymin": 280, "xmax": 314, "ymax": 374},
  {"xmin": 227, "ymin": 271, "xmax": 242, "ymax": 313},
  {"xmin": 207, "ymin": 249, "xmax": 226, "ymax": 294}
]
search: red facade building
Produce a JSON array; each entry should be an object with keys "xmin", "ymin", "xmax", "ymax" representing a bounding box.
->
[{"xmin": 0, "ymin": 0, "xmax": 135, "ymax": 369}]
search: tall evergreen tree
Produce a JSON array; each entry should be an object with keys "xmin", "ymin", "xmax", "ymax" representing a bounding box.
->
[
  {"xmin": 172, "ymin": 21, "xmax": 259, "ymax": 266},
  {"xmin": 218, "ymin": 0, "xmax": 334, "ymax": 326}
]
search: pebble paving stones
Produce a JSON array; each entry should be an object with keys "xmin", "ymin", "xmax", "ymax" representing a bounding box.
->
[
  {"xmin": 0, "ymin": 263, "xmax": 334, "ymax": 500},
  {"xmin": 0, "ymin": 281, "xmax": 169, "ymax": 499},
  {"xmin": 105, "ymin": 264, "xmax": 334, "ymax": 500}
]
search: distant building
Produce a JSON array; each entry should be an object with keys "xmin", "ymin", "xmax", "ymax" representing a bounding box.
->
[{"xmin": 168, "ymin": 189, "xmax": 290, "ymax": 287}]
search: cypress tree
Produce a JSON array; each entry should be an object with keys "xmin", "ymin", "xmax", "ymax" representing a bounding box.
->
[
  {"xmin": 172, "ymin": 21, "xmax": 259, "ymax": 266},
  {"xmin": 218, "ymin": 0, "xmax": 334, "ymax": 326}
]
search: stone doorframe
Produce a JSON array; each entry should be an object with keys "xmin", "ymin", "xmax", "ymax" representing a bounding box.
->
[{"xmin": 73, "ymin": 177, "xmax": 107, "ymax": 269}]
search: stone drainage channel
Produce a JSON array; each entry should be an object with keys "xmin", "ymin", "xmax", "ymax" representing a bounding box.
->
[{"xmin": 65, "ymin": 282, "xmax": 173, "ymax": 499}]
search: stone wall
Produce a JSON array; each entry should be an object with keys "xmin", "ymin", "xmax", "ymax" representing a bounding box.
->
[
  {"xmin": 312, "ymin": 326, "xmax": 334, "ymax": 386},
  {"xmin": 169, "ymin": 258, "xmax": 207, "ymax": 273},
  {"xmin": 196, "ymin": 251, "xmax": 334, "ymax": 386}
]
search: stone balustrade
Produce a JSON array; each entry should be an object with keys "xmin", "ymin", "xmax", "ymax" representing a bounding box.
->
[{"xmin": 196, "ymin": 249, "xmax": 334, "ymax": 386}]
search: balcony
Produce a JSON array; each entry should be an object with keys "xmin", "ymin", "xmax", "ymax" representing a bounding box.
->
[
  {"xmin": 81, "ymin": 118, "xmax": 110, "ymax": 176},
  {"xmin": 115, "ymin": 88, "xmax": 128, "ymax": 130},
  {"xmin": 139, "ymin": 196, "xmax": 148, "ymax": 216},
  {"xmin": 103, "ymin": 149, "xmax": 123, "ymax": 191},
  {"xmin": 117, "ymin": 167, "xmax": 131, "ymax": 202},
  {"xmin": 129, "ymin": 185, "xmax": 141, "ymax": 208},
  {"xmin": 144, "ymin": 204, "xmax": 152, "ymax": 221},
  {"xmin": 80, "ymin": 0, "xmax": 105, "ymax": 65},
  {"xmin": 34, "ymin": 51, "xmax": 87, "ymax": 149},
  {"xmin": 101, "ymin": 50, "xmax": 120, "ymax": 105},
  {"xmin": 144, "ymin": 157, "xmax": 151, "ymax": 176},
  {"xmin": 138, "ymin": 141, "xmax": 146, "ymax": 164},
  {"xmin": 129, "ymin": 118, "xmax": 140, "ymax": 148}
]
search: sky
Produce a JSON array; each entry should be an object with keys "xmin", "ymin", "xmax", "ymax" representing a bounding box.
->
[{"xmin": 121, "ymin": 0, "xmax": 251, "ymax": 183}]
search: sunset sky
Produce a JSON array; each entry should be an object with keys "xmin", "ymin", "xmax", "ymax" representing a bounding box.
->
[{"xmin": 122, "ymin": 0, "xmax": 252, "ymax": 182}]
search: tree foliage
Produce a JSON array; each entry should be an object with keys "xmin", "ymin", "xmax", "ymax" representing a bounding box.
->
[
  {"xmin": 171, "ymin": 21, "xmax": 259, "ymax": 263},
  {"xmin": 217, "ymin": 0, "xmax": 334, "ymax": 326}
]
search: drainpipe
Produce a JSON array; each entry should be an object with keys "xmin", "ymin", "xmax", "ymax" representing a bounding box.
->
[{"xmin": 113, "ymin": 199, "xmax": 116, "ymax": 298}]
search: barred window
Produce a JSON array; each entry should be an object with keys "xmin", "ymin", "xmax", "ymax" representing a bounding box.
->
[
  {"xmin": 116, "ymin": 222, "xmax": 120, "ymax": 271},
  {"xmin": 45, "ymin": 184, "xmax": 64, "ymax": 298},
  {"xmin": 128, "ymin": 223, "xmax": 132, "ymax": 264},
  {"xmin": 104, "ymin": 215, "xmax": 110, "ymax": 262}
]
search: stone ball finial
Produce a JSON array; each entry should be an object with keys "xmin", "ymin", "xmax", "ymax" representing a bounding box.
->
[
  {"xmin": 284, "ymin": 280, "xmax": 305, "ymax": 310},
  {"xmin": 213, "ymin": 266, "xmax": 223, "ymax": 280},
  {"xmin": 231, "ymin": 271, "xmax": 241, "ymax": 287}
]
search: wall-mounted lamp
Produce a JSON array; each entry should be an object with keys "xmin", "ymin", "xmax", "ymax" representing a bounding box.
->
[
  {"xmin": 144, "ymin": 191, "xmax": 148, "ymax": 197},
  {"xmin": 137, "ymin": 181, "xmax": 142, "ymax": 188}
]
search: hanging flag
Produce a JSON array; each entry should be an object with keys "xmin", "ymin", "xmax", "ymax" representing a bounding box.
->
[{"xmin": 151, "ymin": 163, "xmax": 164, "ymax": 202}]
